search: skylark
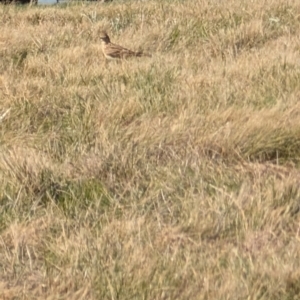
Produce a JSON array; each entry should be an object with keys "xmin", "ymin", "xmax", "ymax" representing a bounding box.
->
[{"xmin": 99, "ymin": 31, "xmax": 151, "ymax": 60}]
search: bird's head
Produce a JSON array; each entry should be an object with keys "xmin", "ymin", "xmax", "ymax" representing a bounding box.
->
[{"xmin": 99, "ymin": 31, "xmax": 110, "ymax": 43}]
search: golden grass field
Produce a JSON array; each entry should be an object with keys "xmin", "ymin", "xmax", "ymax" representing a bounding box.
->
[{"xmin": 1, "ymin": 0, "xmax": 300, "ymax": 298}]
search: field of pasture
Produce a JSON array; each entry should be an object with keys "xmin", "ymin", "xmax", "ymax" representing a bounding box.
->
[{"xmin": 1, "ymin": 0, "xmax": 300, "ymax": 298}]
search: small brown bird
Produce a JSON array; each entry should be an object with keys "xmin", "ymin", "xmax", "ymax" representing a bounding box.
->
[{"xmin": 99, "ymin": 31, "xmax": 151, "ymax": 60}]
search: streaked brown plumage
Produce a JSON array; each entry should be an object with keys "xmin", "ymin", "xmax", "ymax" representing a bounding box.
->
[{"xmin": 99, "ymin": 31, "xmax": 151, "ymax": 60}]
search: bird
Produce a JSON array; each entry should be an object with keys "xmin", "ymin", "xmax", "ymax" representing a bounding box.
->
[{"xmin": 99, "ymin": 31, "xmax": 151, "ymax": 60}]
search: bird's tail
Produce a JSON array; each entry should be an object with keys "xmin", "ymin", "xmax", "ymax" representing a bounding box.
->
[{"xmin": 136, "ymin": 51, "xmax": 152, "ymax": 57}]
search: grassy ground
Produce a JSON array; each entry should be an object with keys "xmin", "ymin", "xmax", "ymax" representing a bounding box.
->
[{"xmin": 1, "ymin": 0, "xmax": 300, "ymax": 298}]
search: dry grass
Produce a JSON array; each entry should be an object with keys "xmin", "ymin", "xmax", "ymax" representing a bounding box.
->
[{"xmin": 1, "ymin": 0, "xmax": 300, "ymax": 298}]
